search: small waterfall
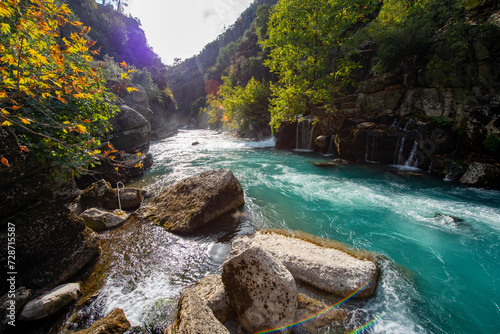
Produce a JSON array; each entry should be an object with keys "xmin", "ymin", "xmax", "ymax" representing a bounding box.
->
[
  {"xmin": 295, "ymin": 118, "xmax": 315, "ymax": 152},
  {"xmin": 365, "ymin": 135, "xmax": 379, "ymax": 163},
  {"xmin": 326, "ymin": 135, "xmax": 336, "ymax": 156},
  {"xmin": 395, "ymin": 135, "xmax": 406, "ymax": 165},
  {"xmin": 405, "ymin": 141, "xmax": 418, "ymax": 166},
  {"xmin": 307, "ymin": 123, "xmax": 316, "ymax": 150}
]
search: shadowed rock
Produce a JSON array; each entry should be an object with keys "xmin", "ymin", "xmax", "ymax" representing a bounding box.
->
[
  {"xmin": 460, "ymin": 162, "xmax": 500, "ymax": 188},
  {"xmin": 191, "ymin": 274, "xmax": 235, "ymax": 324},
  {"xmin": 167, "ymin": 289, "xmax": 229, "ymax": 334}
]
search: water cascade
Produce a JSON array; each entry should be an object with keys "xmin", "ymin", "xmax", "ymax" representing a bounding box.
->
[
  {"xmin": 326, "ymin": 134, "xmax": 336, "ymax": 156},
  {"xmin": 365, "ymin": 135, "xmax": 380, "ymax": 163},
  {"xmin": 405, "ymin": 141, "xmax": 419, "ymax": 167},
  {"xmin": 295, "ymin": 118, "xmax": 315, "ymax": 152}
]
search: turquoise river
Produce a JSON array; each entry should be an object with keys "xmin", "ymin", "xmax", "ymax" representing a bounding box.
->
[{"xmin": 80, "ymin": 129, "xmax": 500, "ymax": 333}]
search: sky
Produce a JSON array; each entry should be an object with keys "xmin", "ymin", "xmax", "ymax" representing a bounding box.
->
[{"xmin": 125, "ymin": 0, "xmax": 254, "ymax": 65}]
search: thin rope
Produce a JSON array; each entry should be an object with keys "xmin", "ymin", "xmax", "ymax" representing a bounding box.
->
[{"xmin": 117, "ymin": 181, "xmax": 125, "ymax": 213}]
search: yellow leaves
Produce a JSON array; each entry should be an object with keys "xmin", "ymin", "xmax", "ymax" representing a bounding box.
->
[
  {"xmin": 69, "ymin": 20, "xmax": 83, "ymax": 27},
  {"xmin": 1, "ymin": 23, "xmax": 11, "ymax": 34},
  {"xmin": 0, "ymin": 92, "xmax": 7, "ymax": 99},
  {"xmin": 134, "ymin": 162, "xmax": 144, "ymax": 168},
  {"xmin": 0, "ymin": 2, "xmax": 14, "ymax": 18},
  {"xmin": 2, "ymin": 120, "xmax": 13, "ymax": 126},
  {"xmin": 75, "ymin": 125, "xmax": 87, "ymax": 133},
  {"xmin": 136, "ymin": 152, "xmax": 142, "ymax": 157},
  {"xmin": 126, "ymin": 87, "xmax": 138, "ymax": 93},
  {"xmin": 121, "ymin": 69, "xmax": 136, "ymax": 80},
  {"xmin": 1, "ymin": 109, "xmax": 9, "ymax": 115}
]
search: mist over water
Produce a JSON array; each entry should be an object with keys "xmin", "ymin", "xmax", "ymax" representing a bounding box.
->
[{"xmin": 84, "ymin": 130, "xmax": 500, "ymax": 333}]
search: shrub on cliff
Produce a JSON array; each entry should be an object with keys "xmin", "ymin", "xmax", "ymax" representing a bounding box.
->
[{"xmin": 0, "ymin": 0, "xmax": 117, "ymax": 175}]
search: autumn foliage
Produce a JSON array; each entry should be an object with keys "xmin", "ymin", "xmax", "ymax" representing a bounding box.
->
[{"xmin": 0, "ymin": 0, "xmax": 117, "ymax": 173}]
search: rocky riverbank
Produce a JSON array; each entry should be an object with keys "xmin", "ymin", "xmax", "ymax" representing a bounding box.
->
[{"xmin": 1, "ymin": 168, "xmax": 383, "ymax": 333}]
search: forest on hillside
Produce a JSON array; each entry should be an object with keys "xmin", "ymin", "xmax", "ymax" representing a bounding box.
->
[{"xmin": 168, "ymin": 0, "xmax": 500, "ymax": 155}]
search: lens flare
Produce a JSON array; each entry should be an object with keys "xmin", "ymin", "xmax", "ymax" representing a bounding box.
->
[{"xmin": 254, "ymin": 279, "xmax": 384, "ymax": 334}]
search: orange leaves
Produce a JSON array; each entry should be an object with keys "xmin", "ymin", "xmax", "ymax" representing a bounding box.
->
[
  {"xmin": 1, "ymin": 157, "xmax": 9, "ymax": 167},
  {"xmin": 19, "ymin": 146, "xmax": 29, "ymax": 153},
  {"xmin": 91, "ymin": 46, "xmax": 101, "ymax": 56},
  {"xmin": 67, "ymin": 124, "xmax": 87, "ymax": 133},
  {"xmin": 119, "ymin": 61, "xmax": 128, "ymax": 69}
]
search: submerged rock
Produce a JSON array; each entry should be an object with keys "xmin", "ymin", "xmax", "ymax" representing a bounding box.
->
[
  {"xmin": 232, "ymin": 230, "xmax": 378, "ymax": 298},
  {"xmin": 222, "ymin": 246, "xmax": 298, "ymax": 333},
  {"xmin": 80, "ymin": 208, "xmax": 129, "ymax": 232},
  {"xmin": 141, "ymin": 168, "xmax": 245, "ymax": 234},
  {"xmin": 19, "ymin": 283, "xmax": 80, "ymax": 321},
  {"xmin": 167, "ymin": 289, "xmax": 229, "ymax": 334},
  {"xmin": 76, "ymin": 308, "xmax": 130, "ymax": 334},
  {"xmin": 459, "ymin": 162, "xmax": 500, "ymax": 188}
]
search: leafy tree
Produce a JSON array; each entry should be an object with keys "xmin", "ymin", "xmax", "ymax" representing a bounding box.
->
[
  {"xmin": 263, "ymin": 0, "xmax": 382, "ymax": 128},
  {"xmin": 0, "ymin": 0, "xmax": 117, "ymax": 174},
  {"xmin": 219, "ymin": 76, "xmax": 271, "ymax": 135}
]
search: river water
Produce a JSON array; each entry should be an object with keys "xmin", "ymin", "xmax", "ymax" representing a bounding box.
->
[{"xmin": 78, "ymin": 129, "xmax": 500, "ymax": 333}]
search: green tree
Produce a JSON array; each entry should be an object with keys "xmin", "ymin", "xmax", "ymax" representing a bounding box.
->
[
  {"xmin": 263, "ymin": 0, "xmax": 382, "ymax": 128},
  {"xmin": 0, "ymin": 0, "xmax": 117, "ymax": 174},
  {"xmin": 219, "ymin": 76, "xmax": 271, "ymax": 135}
]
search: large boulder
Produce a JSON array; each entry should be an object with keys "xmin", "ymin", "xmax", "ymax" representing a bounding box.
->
[
  {"xmin": 191, "ymin": 274, "xmax": 235, "ymax": 324},
  {"xmin": 80, "ymin": 208, "xmax": 129, "ymax": 232},
  {"xmin": 19, "ymin": 283, "xmax": 80, "ymax": 321},
  {"xmin": 232, "ymin": 230, "xmax": 378, "ymax": 298},
  {"xmin": 109, "ymin": 105, "xmax": 150, "ymax": 154},
  {"xmin": 167, "ymin": 289, "xmax": 229, "ymax": 334},
  {"xmin": 141, "ymin": 169, "xmax": 245, "ymax": 234},
  {"xmin": 0, "ymin": 202, "xmax": 100, "ymax": 289},
  {"xmin": 222, "ymin": 246, "xmax": 298, "ymax": 333},
  {"xmin": 76, "ymin": 308, "xmax": 130, "ymax": 334},
  {"xmin": 459, "ymin": 162, "xmax": 500, "ymax": 188}
]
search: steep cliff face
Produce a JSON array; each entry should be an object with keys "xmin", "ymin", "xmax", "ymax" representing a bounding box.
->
[{"xmin": 276, "ymin": 21, "xmax": 500, "ymax": 186}]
